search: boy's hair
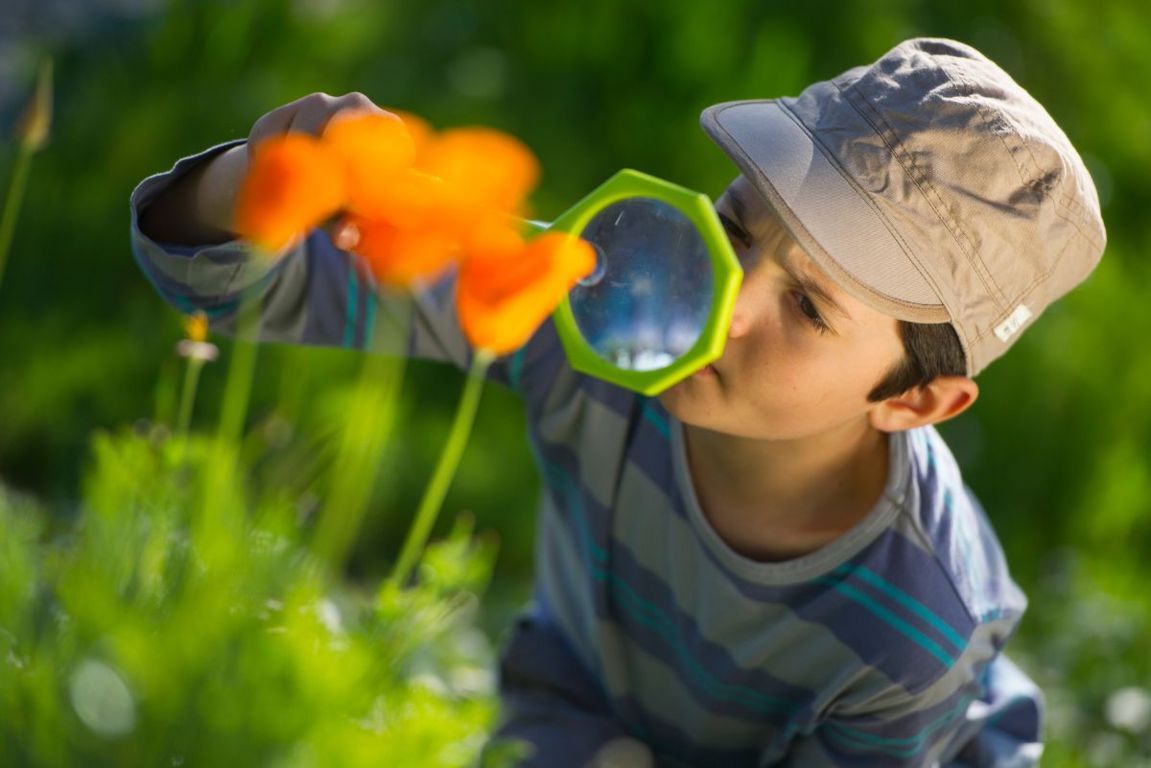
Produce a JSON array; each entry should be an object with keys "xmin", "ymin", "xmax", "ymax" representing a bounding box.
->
[{"xmin": 868, "ymin": 322, "xmax": 965, "ymax": 402}]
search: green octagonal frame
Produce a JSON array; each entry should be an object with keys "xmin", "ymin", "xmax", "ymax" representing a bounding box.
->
[{"xmin": 539, "ymin": 169, "xmax": 743, "ymax": 395}]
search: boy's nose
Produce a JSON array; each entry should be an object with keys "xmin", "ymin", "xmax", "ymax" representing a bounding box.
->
[{"xmin": 726, "ymin": 291, "xmax": 753, "ymax": 339}]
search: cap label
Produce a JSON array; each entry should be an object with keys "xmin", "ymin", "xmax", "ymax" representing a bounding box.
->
[{"xmin": 994, "ymin": 304, "xmax": 1033, "ymax": 342}]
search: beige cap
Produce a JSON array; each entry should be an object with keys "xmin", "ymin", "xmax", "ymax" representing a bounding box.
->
[{"xmin": 701, "ymin": 37, "xmax": 1106, "ymax": 375}]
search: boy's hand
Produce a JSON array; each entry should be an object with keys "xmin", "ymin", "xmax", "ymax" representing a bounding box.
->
[
  {"xmin": 140, "ymin": 92, "xmax": 391, "ymax": 247},
  {"xmin": 247, "ymin": 91, "xmax": 391, "ymax": 149}
]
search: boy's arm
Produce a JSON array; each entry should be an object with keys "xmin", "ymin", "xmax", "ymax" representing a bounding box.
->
[
  {"xmin": 130, "ymin": 93, "xmax": 577, "ymax": 397},
  {"xmin": 779, "ymin": 650, "xmax": 1042, "ymax": 767},
  {"xmin": 137, "ymin": 143, "xmax": 247, "ymax": 246},
  {"xmin": 130, "ymin": 139, "xmax": 403, "ymax": 355},
  {"xmin": 138, "ymin": 92, "xmax": 382, "ymax": 245},
  {"xmin": 131, "ymin": 92, "xmax": 474, "ymax": 365}
]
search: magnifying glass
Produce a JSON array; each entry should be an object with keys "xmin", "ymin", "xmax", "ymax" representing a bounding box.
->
[{"xmin": 536, "ymin": 170, "xmax": 743, "ymax": 395}]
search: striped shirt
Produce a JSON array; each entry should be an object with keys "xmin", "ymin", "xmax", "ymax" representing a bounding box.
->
[{"xmin": 131, "ymin": 144, "xmax": 1043, "ymax": 767}]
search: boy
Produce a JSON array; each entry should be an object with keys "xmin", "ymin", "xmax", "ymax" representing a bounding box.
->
[{"xmin": 132, "ymin": 38, "xmax": 1104, "ymax": 766}]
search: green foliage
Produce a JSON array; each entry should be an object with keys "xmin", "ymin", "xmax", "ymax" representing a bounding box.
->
[{"xmin": 0, "ymin": 427, "xmax": 503, "ymax": 767}]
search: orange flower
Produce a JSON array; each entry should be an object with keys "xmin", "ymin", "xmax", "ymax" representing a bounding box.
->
[
  {"xmin": 419, "ymin": 127, "xmax": 540, "ymax": 223},
  {"xmin": 347, "ymin": 214, "xmax": 460, "ymax": 288},
  {"xmin": 232, "ymin": 107, "xmax": 592, "ymax": 349},
  {"xmin": 390, "ymin": 110, "xmax": 435, "ymax": 162},
  {"xmin": 321, "ymin": 111, "xmax": 415, "ymax": 215},
  {"xmin": 456, "ymin": 233, "xmax": 595, "ymax": 355},
  {"xmin": 234, "ymin": 134, "xmax": 345, "ymax": 253},
  {"xmin": 461, "ymin": 213, "xmax": 528, "ymax": 261},
  {"xmin": 183, "ymin": 311, "xmax": 209, "ymax": 343},
  {"xmin": 355, "ymin": 168, "xmax": 448, "ymax": 231}
]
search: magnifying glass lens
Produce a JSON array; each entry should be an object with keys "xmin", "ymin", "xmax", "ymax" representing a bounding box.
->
[{"xmin": 569, "ymin": 198, "xmax": 714, "ymax": 372}]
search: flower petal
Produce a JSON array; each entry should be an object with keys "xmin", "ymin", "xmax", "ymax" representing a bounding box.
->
[
  {"xmin": 419, "ymin": 127, "xmax": 540, "ymax": 216},
  {"xmin": 456, "ymin": 233, "xmax": 595, "ymax": 355},
  {"xmin": 461, "ymin": 214, "xmax": 527, "ymax": 262},
  {"xmin": 348, "ymin": 215, "xmax": 461, "ymax": 288},
  {"xmin": 183, "ymin": 311, "xmax": 209, "ymax": 343},
  {"xmin": 321, "ymin": 111, "xmax": 416, "ymax": 215},
  {"xmin": 361, "ymin": 169, "xmax": 450, "ymax": 231},
  {"xmin": 390, "ymin": 110, "xmax": 435, "ymax": 162},
  {"xmin": 234, "ymin": 134, "xmax": 346, "ymax": 253}
]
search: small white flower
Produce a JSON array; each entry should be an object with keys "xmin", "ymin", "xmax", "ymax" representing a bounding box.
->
[
  {"xmin": 176, "ymin": 339, "xmax": 219, "ymax": 362},
  {"xmin": 1105, "ymin": 686, "xmax": 1151, "ymax": 733},
  {"xmin": 69, "ymin": 658, "xmax": 136, "ymax": 738},
  {"xmin": 177, "ymin": 312, "xmax": 218, "ymax": 361},
  {"xmin": 316, "ymin": 598, "xmax": 343, "ymax": 635}
]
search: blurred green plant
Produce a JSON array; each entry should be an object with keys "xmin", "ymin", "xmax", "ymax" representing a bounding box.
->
[
  {"xmin": 0, "ymin": 57, "xmax": 51, "ymax": 295},
  {"xmin": 0, "ymin": 76, "xmax": 515, "ymax": 756},
  {"xmin": 1012, "ymin": 562, "xmax": 1151, "ymax": 767},
  {"xmin": 0, "ymin": 422, "xmax": 508, "ymax": 767}
]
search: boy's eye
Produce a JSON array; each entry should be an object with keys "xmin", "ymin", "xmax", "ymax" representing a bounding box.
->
[
  {"xmin": 717, "ymin": 212, "xmax": 751, "ymax": 249},
  {"xmin": 792, "ymin": 291, "xmax": 830, "ymax": 334}
]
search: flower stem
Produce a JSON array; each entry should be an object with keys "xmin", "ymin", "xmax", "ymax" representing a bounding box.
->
[
  {"xmin": 202, "ymin": 289, "xmax": 261, "ymax": 525},
  {"xmin": 176, "ymin": 358, "xmax": 206, "ymax": 437},
  {"xmin": 386, "ymin": 350, "xmax": 492, "ymax": 590},
  {"xmin": 217, "ymin": 290, "xmax": 262, "ymax": 448},
  {"xmin": 0, "ymin": 146, "xmax": 33, "ymax": 296},
  {"xmin": 313, "ymin": 351, "xmax": 405, "ymax": 567}
]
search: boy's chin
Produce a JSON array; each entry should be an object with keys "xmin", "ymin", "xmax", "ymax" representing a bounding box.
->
[{"xmin": 657, "ymin": 385, "xmax": 721, "ymax": 429}]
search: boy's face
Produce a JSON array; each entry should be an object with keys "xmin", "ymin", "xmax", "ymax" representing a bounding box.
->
[{"xmin": 658, "ymin": 176, "xmax": 906, "ymax": 442}]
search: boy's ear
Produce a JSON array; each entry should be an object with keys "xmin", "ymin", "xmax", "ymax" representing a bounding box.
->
[{"xmin": 869, "ymin": 376, "xmax": 979, "ymax": 432}]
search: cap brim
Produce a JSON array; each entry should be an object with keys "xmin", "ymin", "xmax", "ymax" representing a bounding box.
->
[{"xmin": 701, "ymin": 100, "xmax": 949, "ymax": 325}]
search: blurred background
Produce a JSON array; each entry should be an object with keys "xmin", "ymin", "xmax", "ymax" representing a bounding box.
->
[{"xmin": 0, "ymin": 0, "xmax": 1147, "ymax": 764}]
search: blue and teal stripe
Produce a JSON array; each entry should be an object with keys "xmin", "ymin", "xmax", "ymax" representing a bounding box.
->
[
  {"xmin": 822, "ymin": 691, "xmax": 976, "ymax": 759},
  {"xmin": 539, "ymin": 451, "xmax": 810, "ymax": 723},
  {"xmin": 814, "ymin": 563, "xmax": 968, "ymax": 668}
]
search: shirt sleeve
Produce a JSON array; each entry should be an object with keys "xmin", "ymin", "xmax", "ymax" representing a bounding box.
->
[
  {"xmin": 778, "ymin": 644, "xmax": 1043, "ymax": 768},
  {"xmin": 128, "ymin": 141, "xmax": 574, "ymax": 399},
  {"xmin": 940, "ymin": 654, "xmax": 1044, "ymax": 768}
]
